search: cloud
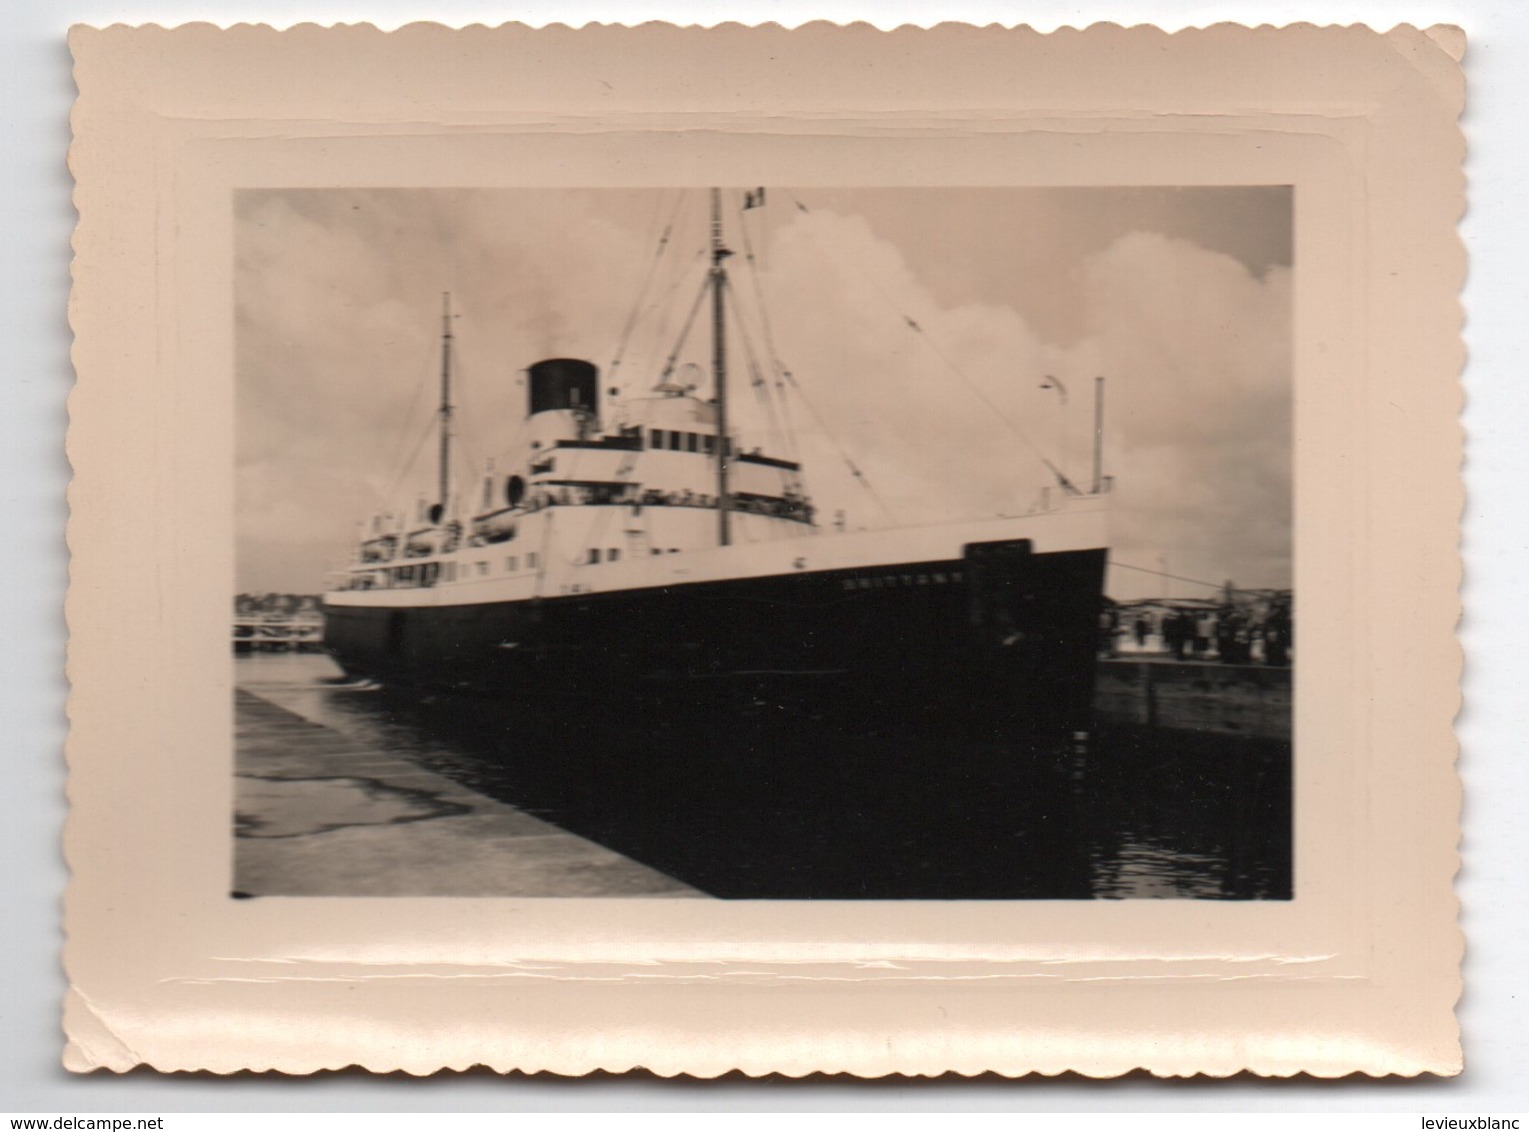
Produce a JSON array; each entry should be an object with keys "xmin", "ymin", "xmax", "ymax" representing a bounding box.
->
[
  {"xmin": 743, "ymin": 208, "xmax": 1057, "ymax": 524},
  {"xmin": 235, "ymin": 189, "xmax": 660, "ymax": 589},
  {"xmin": 1075, "ymin": 232, "xmax": 1292, "ymax": 595},
  {"xmin": 743, "ymin": 212, "xmax": 1291, "ymax": 597}
]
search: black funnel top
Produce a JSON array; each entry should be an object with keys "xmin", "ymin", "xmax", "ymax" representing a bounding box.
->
[{"xmin": 528, "ymin": 358, "xmax": 599, "ymax": 419}]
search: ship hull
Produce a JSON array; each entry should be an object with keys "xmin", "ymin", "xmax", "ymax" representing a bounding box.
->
[{"xmin": 323, "ymin": 540, "xmax": 1108, "ymax": 737}]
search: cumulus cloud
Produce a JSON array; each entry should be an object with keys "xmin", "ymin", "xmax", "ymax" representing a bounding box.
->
[
  {"xmin": 236, "ymin": 189, "xmax": 1290, "ymax": 601},
  {"xmin": 737, "ymin": 210, "xmax": 1291, "ymax": 598},
  {"xmin": 1072, "ymin": 232, "xmax": 1292, "ymax": 596}
]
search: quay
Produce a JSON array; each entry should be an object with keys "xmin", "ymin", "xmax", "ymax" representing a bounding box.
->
[
  {"xmin": 234, "ymin": 672, "xmax": 700, "ymax": 898},
  {"xmin": 1092, "ymin": 656, "xmax": 1291, "ymax": 741}
]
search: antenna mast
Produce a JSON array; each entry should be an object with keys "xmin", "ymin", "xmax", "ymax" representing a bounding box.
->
[
  {"xmin": 711, "ymin": 189, "xmax": 732, "ymax": 547},
  {"xmin": 1092, "ymin": 375, "xmax": 1105, "ymax": 495},
  {"xmin": 437, "ymin": 292, "xmax": 454, "ymax": 518}
]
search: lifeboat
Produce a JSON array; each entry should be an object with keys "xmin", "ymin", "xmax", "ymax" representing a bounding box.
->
[
  {"xmin": 359, "ymin": 535, "xmax": 398, "ymax": 563},
  {"xmin": 471, "ymin": 509, "xmax": 518, "ymax": 545}
]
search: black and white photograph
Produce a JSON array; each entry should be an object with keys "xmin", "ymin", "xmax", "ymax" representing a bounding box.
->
[
  {"xmin": 233, "ymin": 185, "xmax": 1294, "ymax": 901},
  {"xmin": 58, "ymin": 17, "xmax": 1472, "ymax": 1082}
]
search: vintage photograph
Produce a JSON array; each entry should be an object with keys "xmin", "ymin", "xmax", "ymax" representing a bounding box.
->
[
  {"xmin": 233, "ymin": 185, "xmax": 1293, "ymax": 900},
  {"xmin": 66, "ymin": 20, "xmax": 1465, "ymax": 1079}
]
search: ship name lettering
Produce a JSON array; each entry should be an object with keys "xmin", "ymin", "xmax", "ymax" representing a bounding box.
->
[{"xmin": 843, "ymin": 573, "xmax": 968, "ymax": 589}]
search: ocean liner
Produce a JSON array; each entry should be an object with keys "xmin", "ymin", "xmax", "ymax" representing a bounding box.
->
[{"xmin": 322, "ymin": 190, "xmax": 1110, "ymax": 733}]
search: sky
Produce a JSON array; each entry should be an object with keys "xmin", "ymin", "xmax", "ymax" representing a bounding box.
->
[{"xmin": 235, "ymin": 186, "xmax": 1292, "ymax": 600}]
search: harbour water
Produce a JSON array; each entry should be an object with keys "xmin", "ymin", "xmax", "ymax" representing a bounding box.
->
[{"xmin": 236, "ymin": 652, "xmax": 1291, "ymax": 900}]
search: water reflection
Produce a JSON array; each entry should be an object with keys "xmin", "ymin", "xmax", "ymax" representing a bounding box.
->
[{"xmin": 236, "ymin": 654, "xmax": 1291, "ymax": 900}]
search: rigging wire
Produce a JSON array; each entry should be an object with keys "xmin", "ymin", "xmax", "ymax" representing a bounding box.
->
[
  {"xmin": 380, "ymin": 414, "xmax": 438, "ymax": 516},
  {"xmin": 735, "ymin": 193, "xmax": 801, "ymax": 461},
  {"xmin": 370, "ymin": 332, "xmax": 448, "ymax": 509},
  {"xmin": 729, "ymin": 194, "xmax": 894, "ymax": 522},
  {"xmin": 469, "ymin": 400, "xmax": 531, "ymax": 516},
  {"xmin": 637, "ymin": 249, "xmax": 709, "ymax": 387},
  {"xmin": 776, "ymin": 368, "xmax": 899, "ymax": 526},
  {"xmin": 658, "ymin": 273, "xmax": 715, "ymax": 381},
  {"xmin": 785, "ymin": 191, "xmax": 1068, "ymax": 487},
  {"xmin": 446, "ymin": 351, "xmax": 487, "ymax": 510},
  {"xmin": 771, "ymin": 365, "xmax": 802, "ymax": 462},
  {"xmin": 1108, "ymin": 559, "xmax": 1273, "ymax": 595},
  {"xmin": 686, "ymin": 196, "xmax": 895, "ymax": 521},
  {"xmin": 724, "ymin": 282, "xmax": 787, "ymax": 455},
  {"xmin": 608, "ymin": 189, "xmax": 687, "ymax": 398}
]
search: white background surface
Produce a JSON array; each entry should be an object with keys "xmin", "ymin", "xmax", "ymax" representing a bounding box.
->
[{"xmin": 3, "ymin": 0, "xmax": 1521, "ymax": 1112}]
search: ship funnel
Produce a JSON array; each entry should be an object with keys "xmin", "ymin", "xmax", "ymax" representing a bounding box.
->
[{"xmin": 527, "ymin": 358, "xmax": 600, "ymax": 421}]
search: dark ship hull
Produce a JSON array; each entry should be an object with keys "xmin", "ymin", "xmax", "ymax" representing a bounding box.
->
[{"xmin": 323, "ymin": 538, "xmax": 1107, "ymax": 737}]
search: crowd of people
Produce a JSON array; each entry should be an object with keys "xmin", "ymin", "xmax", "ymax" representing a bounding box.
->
[
  {"xmin": 355, "ymin": 482, "xmax": 820, "ymax": 566},
  {"xmin": 1099, "ymin": 597, "xmax": 1293, "ymax": 667},
  {"xmin": 232, "ymin": 594, "xmax": 324, "ymax": 652},
  {"xmin": 517, "ymin": 484, "xmax": 815, "ymax": 525},
  {"xmin": 233, "ymin": 593, "xmax": 321, "ymax": 617}
]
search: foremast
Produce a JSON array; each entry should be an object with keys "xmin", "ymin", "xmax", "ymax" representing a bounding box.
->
[{"xmin": 436, "ymin": 292, "xmax": 454, "ymax": 523}]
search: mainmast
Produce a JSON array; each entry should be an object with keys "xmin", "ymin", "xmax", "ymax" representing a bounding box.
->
[
  {"xmin": 710, "ymin": 188, "xmax": 732, "ymax": 547},
  {"xmin": 437, "ymin": 292, "xmax": 454, "ymax": 519}
]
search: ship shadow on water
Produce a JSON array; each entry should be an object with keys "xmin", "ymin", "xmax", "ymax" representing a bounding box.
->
[{"xmin": 360, "ymin": 680, "xmax": 1291, "ymax": 901}]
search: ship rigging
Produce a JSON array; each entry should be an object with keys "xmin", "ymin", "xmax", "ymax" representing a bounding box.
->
[{"xmin": 382, "ymin": 187, "xmax": 1098, "ymax": 563}]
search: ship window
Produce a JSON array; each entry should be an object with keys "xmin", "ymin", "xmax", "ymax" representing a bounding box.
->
[
  {"xmin": 506, "ymin": 556, "xmax": 517, "ymax": 572},
  {"xmin": 589, "ymin": 548, "xmax": 601, "ymax": 564},
  {"xmin": 686, "ymin": 432, "xmax": 699, "ymax": 452},
  {"xmin": 651, "ymin": 548, "xmax": 662, "ymax": 556},
  {"xmin": 703, "ymin": 434, "xmax": 716, "ymax": 454},
  {"xmin": 476, "ymin": 561, "xmax": 489, "ymax": 576},
  {"xmin": 444, "ymin": 563, "xmax": 456, "ymax": 582},
  {"xmin": 528, "ymin": 552, "xmax": 539, "ymax": 569},
  {"xmin": 668, "ymin": 432, "xmax": 683, "ymax": 451},
  {"xmin": 649, "ymin": 428, "xmax": 665, "ymax": 449},
  {"xmin": 608, "ymin": 548, "xmax": 620, "ymax": 562}
]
